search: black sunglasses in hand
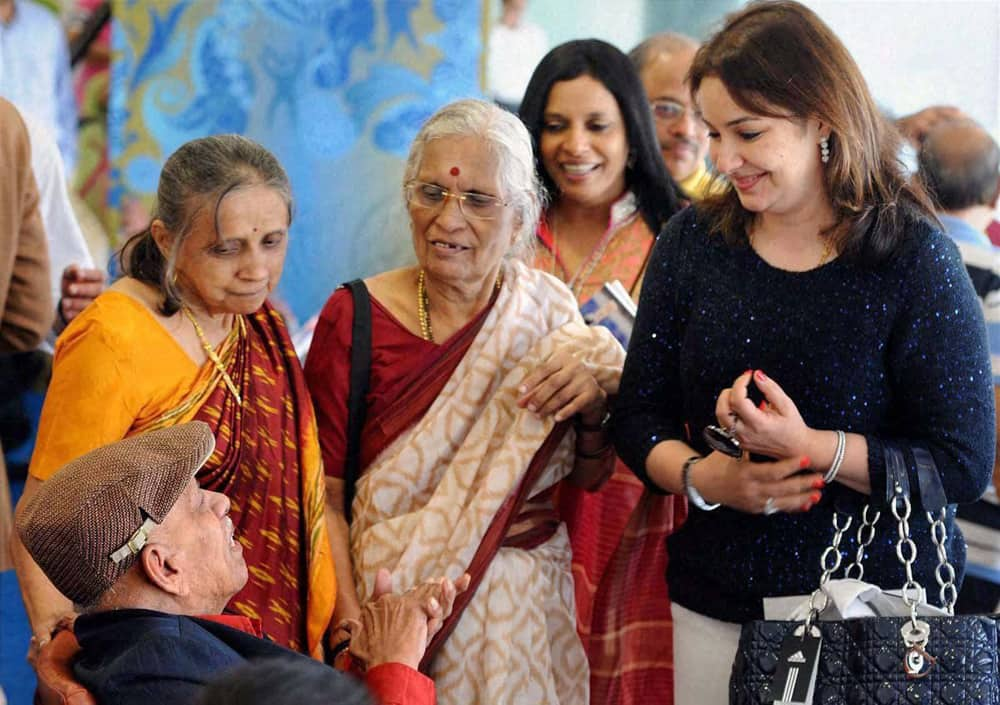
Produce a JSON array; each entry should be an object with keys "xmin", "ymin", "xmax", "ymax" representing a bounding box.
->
[{"xmin": 702, "ymin": 424, "xmax": 743, "ymax": 458}]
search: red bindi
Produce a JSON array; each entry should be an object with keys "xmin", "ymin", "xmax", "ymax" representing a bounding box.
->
[{"xmin": 450, "ymin": 166, "xmax": 460, "ymax": 176}]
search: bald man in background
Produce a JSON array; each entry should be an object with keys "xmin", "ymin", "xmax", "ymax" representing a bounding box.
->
[{"xmin": 629, "ymin": 33, "xmax": 717, "ymax": 200}]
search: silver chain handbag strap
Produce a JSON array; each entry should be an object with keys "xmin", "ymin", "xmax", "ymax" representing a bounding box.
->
[
  {"xmin": 888, "ymin": 491, "xmax": 958, "ymax": 619},
  {"xmin": 843, "ymin": 504, "xmax": 881, "ymax": 580},
  {"xmin": 804, "ymin": 497, "xmax": 957, "ymax": 629},
  {"xmin": 798, "ymin": 446, "xmax": 959, "ymax": 678},
  {"xmin": 928, "ymin": 507, "xmax": 958, "ymax": 613},
  {"xmin": 889, "ymin": 489, "xmax": 937, "ymax": 674},
  {"xmin": 804, "ymin": 512, "xmax": 852, "ymax": 631},
  {"xmin": 889, "ymin": 492, "xmax": 924, "ymax": 625}
]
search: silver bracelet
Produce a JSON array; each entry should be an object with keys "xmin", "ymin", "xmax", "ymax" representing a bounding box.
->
[
  {"xmin": 682, "ymin": 455, "xmax": 719, "ymax": 511},
  {"xmin": 824, "ymin": 430, "xmax": 846, "ymax": 484}
]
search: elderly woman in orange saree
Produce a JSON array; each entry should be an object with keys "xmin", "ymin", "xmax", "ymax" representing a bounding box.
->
[
  {"xmin": 305, "ymin": 99, "xmax": 625, "ymax": 704},
  {"xmin": 518, "ymin": 40, "xmax": 686, "ymax": 705},
  {"xmin": 11, "ymin": 135, "xmax": 334, "ymax": 659}
]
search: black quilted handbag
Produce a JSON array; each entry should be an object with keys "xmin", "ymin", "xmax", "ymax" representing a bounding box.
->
[
  {"xmin": 730, "ymin": 452, "xmax": 1000, "ymax": 705},
  {"xmin": 731, "ymin": 614, "xmax": 1000, "ymax": 704}
]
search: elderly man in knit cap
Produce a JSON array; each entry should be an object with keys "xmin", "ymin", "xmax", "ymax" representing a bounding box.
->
[{"xmin": 17, "ymin": 421, "xmax": 462, "ymax": 705}]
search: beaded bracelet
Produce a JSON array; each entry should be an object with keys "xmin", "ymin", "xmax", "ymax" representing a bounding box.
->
[{"xmin": 824, "ymin": 430, "xmax": 846, "ymax": 484}]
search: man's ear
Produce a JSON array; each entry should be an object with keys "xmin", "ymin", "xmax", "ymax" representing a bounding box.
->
[
  {"xmin": 139, "ymin": 542, "xmax": 188, "ymax": 597},
  {"xmin": 149, "ymin": 219, "xmax": 174, "ymax": 260},
  {"xmin": 989, "ymin": 174, "xmax": 1000, "ymax": 210}
]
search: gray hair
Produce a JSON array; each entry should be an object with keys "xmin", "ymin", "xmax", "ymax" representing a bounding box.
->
[
  {"xmin": 403, "ymin": 99, "xmax": 544, "ymax": 260},
  {"xmin": 120, "ymin": 134, "xmax": 293, "ymax": 315},
  {"xmin": 628, "ymin": 32, "xmax": 700, "ymax": 73}
]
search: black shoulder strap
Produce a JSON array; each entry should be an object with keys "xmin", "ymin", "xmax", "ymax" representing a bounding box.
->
[{"xmin": 343, "ymin": 279, "xmax": 371, "ymax": 523}]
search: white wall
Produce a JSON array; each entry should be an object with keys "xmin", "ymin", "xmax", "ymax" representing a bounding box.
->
[
  {"xmin": 804, "ymin": 0, "xmax": 1000, "ymax": 136},
  {"xmin": 519, "ymin": 0, "xmax": 647, "ymax": 52}
]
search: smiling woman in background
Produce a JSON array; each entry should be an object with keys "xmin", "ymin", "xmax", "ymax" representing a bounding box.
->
[
  {"xmin": 12, "ymin": 135, "xmax": 335, "ymax": 659},
  {"xmin": 613, "ymin": 2, "xmax": 995, "ymax": 703},
  {"xmin": 518, "ymin": 38, "xmax": 684, "ymax": 705}
]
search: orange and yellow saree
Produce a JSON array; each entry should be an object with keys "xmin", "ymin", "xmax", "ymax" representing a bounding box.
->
[{"xmin": 30, "ymin": 292, "xmax": 334, "ymax": 655}]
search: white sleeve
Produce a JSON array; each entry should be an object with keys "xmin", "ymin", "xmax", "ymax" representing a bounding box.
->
[{"xmin": 22, "ymin": 111, "xmax": 95, "ymax": 305}]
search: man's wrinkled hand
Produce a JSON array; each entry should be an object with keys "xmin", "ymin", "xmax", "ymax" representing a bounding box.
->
[{"xmin": 348, "ymin": 570, "xmax": 471, "ymax": 670}]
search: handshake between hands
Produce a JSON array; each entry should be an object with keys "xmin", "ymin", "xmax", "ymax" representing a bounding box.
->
[{"xmin": 337, "ymin": 569, "xmax": 472, "ymax": 672}]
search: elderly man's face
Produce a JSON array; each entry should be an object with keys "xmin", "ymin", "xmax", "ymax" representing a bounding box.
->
[
  {"xmin": 155, "ymin": 479, "xmax": 248, "ymax": 610},
  {"xmin": 639, "ymin": 48, "xmax": 710, "ymax": 183}
]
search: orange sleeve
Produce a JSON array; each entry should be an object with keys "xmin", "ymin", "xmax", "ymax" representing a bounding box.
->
[
  {"xmin": 364, "ymin": 663, "xmax": 435, "ymax": 705},
  {"xmin": 29, "ymin": 306, "xmax": 140, "ymax": 481}
]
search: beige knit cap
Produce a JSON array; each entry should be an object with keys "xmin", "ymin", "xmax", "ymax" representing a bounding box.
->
[{"xmin": 16, "ymin": 421, "xmax": 216, "ymax": 606}]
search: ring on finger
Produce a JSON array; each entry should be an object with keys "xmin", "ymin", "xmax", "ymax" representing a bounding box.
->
[{"xmin": 763, "ymin": 496, "xmax": 779, "ymax": 516}]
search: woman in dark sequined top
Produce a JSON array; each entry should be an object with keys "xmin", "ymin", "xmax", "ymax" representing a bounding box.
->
[{"xmin": 612, "ymin": 2, "xmax": 995, "ymax": 703}]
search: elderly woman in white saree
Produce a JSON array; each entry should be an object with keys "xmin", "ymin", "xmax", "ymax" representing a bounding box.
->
[{"xmin": 305, "ymin": 99, "xmax": 624, "ymax": 704}]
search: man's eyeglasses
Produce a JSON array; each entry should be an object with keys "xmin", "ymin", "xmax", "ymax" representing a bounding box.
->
[
  {"xmin": 650, "ymin": 99, "xmax": 695, "ymax": 123},
  {"xmin": 404, "ymin": 181, "xmax": 509, "ymax": 221}
]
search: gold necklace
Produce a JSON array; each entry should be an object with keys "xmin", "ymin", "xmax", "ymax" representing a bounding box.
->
[
  {"xmin": 417, "ymin": 269, "xmax": 433, "ymax": 341},
  {"xmin": 416, "ymin": 269, "xmax": 503, "ymax": 343},
  {"xmin": 181, "ymin": 305, "xmax": 243, "ymax": 405},
  {"xmin": 748, "ymin": 231, "xmax": 835, "ymax": 266}
]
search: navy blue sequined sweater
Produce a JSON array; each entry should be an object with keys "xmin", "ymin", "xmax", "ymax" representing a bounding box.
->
[{"xmin": 613, "ymin": 205, "xmax": 995, "ymax": 623}]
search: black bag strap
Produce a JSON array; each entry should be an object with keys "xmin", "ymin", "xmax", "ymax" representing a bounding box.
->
[{"xmin": 343, "ymin": 279, "xmax": 371, "ymax": 523}]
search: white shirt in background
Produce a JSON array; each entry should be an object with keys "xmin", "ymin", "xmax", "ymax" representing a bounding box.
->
[
  {"xmin": 21, "ymin": 111, "xmax": 96, "ymax": 351},
  {"xmin": 486, "ymin": 19, "xmax": 548, "ymax": 108}
]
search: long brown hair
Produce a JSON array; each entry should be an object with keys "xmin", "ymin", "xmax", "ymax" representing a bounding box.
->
[{"xmin": 689, "ymin": 0, "xmax": 936, "ymax": 263}]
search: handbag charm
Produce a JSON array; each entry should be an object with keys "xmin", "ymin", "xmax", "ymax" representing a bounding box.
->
[{"xmin": 901, "ymin": 619, "xmax": 936, "ymax": 678}]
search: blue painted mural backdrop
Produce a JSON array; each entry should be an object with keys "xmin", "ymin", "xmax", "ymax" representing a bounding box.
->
[{"xmin": 109, "ymin": 0, "xmax": 483, "ymax": 323}]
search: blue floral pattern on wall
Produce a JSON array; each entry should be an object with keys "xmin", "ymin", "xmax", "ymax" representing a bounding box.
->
[{"xmin": 110, "ymin": 0, "xmax": 483, "ymax": 323}]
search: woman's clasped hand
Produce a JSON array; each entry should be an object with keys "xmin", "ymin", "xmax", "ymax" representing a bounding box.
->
[
  {"xmin": 702, "ymin": 368, "xmax": 826, "ymax": 515},
  {"xmin": 517, "ymin": 348, "xmax": 613, "ymax": 424}
]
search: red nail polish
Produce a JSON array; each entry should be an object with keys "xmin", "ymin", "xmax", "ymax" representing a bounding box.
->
[
  {"xmin": 801, "ymin": 502, "xmax": 812, "ymax": 512},
  {"xmin": 799, "ymin": 456, "xmax": 811, "ymax": 469},
  {"xmin": 744, "ymin": 369, "xmax": 753, "ymax": 376},
  {"xmin": 758, "ymin": 400, "xmax": 768, "ymax": 411},
  {"xmin": 755, "ymin": 370, "xmax": 768, "ymax": 382},
  {"xmin": 812, "ymin": 478, "xmax": 825, "ymax": 490},
  {"xmin": 810, "ymin": 491, "xmax": 822, "ymax": 504}
]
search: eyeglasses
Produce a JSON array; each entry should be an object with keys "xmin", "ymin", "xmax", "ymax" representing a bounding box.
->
[
  {"xmin": 404, "ymin": 181, "xmax": 510, "ymax": 221},
  {"xmin": 650, "ymin": 99, "xmax": 695, "ymax": 123}
]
